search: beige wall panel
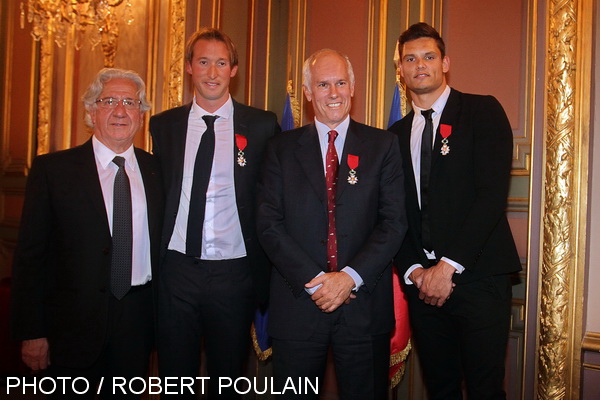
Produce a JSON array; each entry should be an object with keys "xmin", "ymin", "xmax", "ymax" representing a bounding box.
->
[
  {"xmin": 508, "ymin": 213, "xmax": 529, "ymax": 259},
  {"xmin": 221, "ymin": 0, "xmax": 249, "ymax": 103},
  {"xmin": 444, "ymin": 0, "xmax": 522, "ymax": 127},
  {"xmin": 303, "ymin": 0, "xmax": 369, "ymax": 124},
  {"xmin": 444, "ymin": 0, "xmax": 533, "ymax": 174}
]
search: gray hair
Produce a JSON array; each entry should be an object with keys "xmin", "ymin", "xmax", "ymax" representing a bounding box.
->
[
  {"xmin": 302, "ymin": 49, "xmax": 355, "ymax": 93},
  {"xmin": 82, "ymin": 68, "xmax": 152, "ymax": 128}
]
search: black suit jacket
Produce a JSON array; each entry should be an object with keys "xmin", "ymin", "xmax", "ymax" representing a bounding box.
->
[
  {"xmin": 257, "ymin": 120, "xmax": 407, "ymax": 339},
  {"xmin": 10, "ymin": 139, "xmax": 163, "ymax": 368},
  {"xmin": 389, "ymin": 88, "xmax": 521, "ymax": 283},
  {"xmin": 149, "ymin": 99, "xmax": 280, "ymax": 304}
]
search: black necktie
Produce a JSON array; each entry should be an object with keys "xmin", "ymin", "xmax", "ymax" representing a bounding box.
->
[
  {"xmin": 186, "ymin": 115, "xmax": 219, "ymax": 257},
  {"xmin": 111, "ymin": 156, "xmax": 132, "ymax": 300},
  {"xmin": 420, "ymin": 109, "xmax": 434, "ymax": 251}
]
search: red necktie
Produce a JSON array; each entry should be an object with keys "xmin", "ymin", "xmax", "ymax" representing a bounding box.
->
[{"xmin": 326, "ymin": 130, "xmax": 339, "ymax": 271}]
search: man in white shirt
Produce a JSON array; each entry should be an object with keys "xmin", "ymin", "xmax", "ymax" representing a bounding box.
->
[
  {"xmin": 11, "ymin": 68, "xmax": 163, "ymax": 399},
  {"xmin": 257, "ymin": 49, "xmax": 406, "ymax": 399},
  {"xmin": 150, "ymin": 28, "xmax": 280, "ymax": 399},
  {"xmin": 389, "ymin": 23, "xmax": 521, "ymax": 399}
]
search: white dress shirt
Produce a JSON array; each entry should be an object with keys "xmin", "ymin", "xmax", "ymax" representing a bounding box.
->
[
  {"xmin": 404, "ymin": 85, "xmax": 464, "ymax": 284},
  {"xmin": 306, "ymin": 116, "xmax": 363, "ymax": 294},
  {"xmin": 168, "ymin": 95, "xmax": 246, "ymax": 260},
  {"xmin": 92, "ymin": 136, "xmax": 151, "ymax": 285}
]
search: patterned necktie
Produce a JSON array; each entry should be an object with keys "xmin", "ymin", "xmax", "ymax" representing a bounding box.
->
[
  {"xmin": 111, "ymin": 156, "xmax": 132, "ymax": 300},
  {"xmin": 420, "ymin": 109, "xmax": 434, "ymax": 251},
  {"xmin": 186, "ymin": 115, "xmax": 219, "ymax": 257},
  {"xmin": 325, "ymin": 130, "xmax": 339, "ymax": 272}
]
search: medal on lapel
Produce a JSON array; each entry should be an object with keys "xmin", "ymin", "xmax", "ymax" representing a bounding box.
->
[
  {"xmin": 440, "ymin": 124, "xmax": 452, "ymax": 155},
  {"xmin": 347, "ymin": 154, "xmax": 359, "ymax": 185},
  {"xmin": 235, "ymin": 134, "xmax": 247, "ymax": 166}
]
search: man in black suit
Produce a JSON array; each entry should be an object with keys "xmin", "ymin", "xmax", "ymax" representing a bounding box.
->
[
  {"xmin": 149, "ymin": 28, "xmax": 279, "ymax": 398},
  {"xmin": 388, "ymin": 23, "xmax": 522, "ymax": 400},
  {"xmin": 10, "ymin": 68, "xmax": 163, "ymax": 398},
  {"xmin": 257, "ymin": 49, "xmax": 407, "ymax": 399}
]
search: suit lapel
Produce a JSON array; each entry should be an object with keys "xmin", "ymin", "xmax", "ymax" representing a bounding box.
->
[
  {"xmin": 399, "ymin": 112, "xmax": 419, "ymax": 203},
  {"xmin": 336, "ymin": 120, "xmax": 366, "ymax": 200},
  {"xmin": 432, "ymin": 89, "xmax": 461, "ymax": 165},
  {"xmin": 295, "ymin": 124, "xmax": 326, "ymax": 204},
  {"xmin": 135, "ymin": 149, "xmax": 161, "ymax": 237},
  {"xmin": 76, "ymin": 140, "xmax": 111, "ymax": 234},
  {"xmin": 171, "ymin": 104, "xmax": 192, "ymax": 196},
  {"xmin": 232, "ymin": 100, "xmax": 247, "ymax": 201}
]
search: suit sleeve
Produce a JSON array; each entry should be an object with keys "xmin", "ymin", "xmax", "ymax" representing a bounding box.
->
[
  {"xmin": 346, "ymin": 135, "xmax": 408, "ymax": 291},
  {"xmin": 10, "ymin": 156, "xmax": 53, "ymax": 341},
  {"xmin": 444, "ymin": 96, "xmax": 514, "ymax": 269},
  {"xmin": 256, "ymin": 139, "xmax": 324, "ymax": 297}
]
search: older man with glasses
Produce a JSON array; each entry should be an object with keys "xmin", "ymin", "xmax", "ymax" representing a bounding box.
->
[{"xmin": 10, "ymin": 68, "xmax": 163, "ymax": 399}]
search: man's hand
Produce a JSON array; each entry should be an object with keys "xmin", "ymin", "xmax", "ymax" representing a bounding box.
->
[
  {"xmin": 418, "ymin": 260, "xmax": 456, "ymax": 307},
  {"xmin": 409, "ymin": 267, "xmax": 425, "ymax": 289},
  {"xmin": 306, "ymin": 272, "xmax": 355, "ymax": 313},
  {"xmin": 22, "ymin": 338, "xmax": 50, "ymax": 371}
]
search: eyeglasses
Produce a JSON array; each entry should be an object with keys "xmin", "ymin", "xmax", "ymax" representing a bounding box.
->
[{"xmin": 95, "ymin": 97, "xmax": 142, "ymax": 110}]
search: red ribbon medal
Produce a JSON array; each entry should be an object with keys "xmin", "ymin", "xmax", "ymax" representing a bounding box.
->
[
  {"xmin": 235, "ymin": 134, "xmax": 247, "ymax": 166},
  {"xmin": 440, "ymin": 124, "xmax": 452, "ymax": 155},
  {"xmin": 347, "ymin": 154, "xmax": 359, "ymax": 184}
]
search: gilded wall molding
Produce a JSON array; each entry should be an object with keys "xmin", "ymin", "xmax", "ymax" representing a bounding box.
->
[
  {"xmin": 261, "ymin": 0, "xmax": 273, "ymax": 109},
  {"xmin": 582, "ymin": 332, "xmax": 600, "ymax": 353},
  {"xmin": 512, "ymin": 0, "xmax": 538, "ymax": 175},
  {"xmin": 287, "ymin": 0, "xmax": 307, "ymax": 124},
  {"xmin": 165, "ymin": 0, "xmax": 186, "ymax": 110},
  {"xmin": 1, "ymin": 0, "xmax": 14, "ymax": 171},
  {"xmin": 36, "ymin": 37, "xmax": 53, "ymax": 156},
  {"xmin": 537, "ymin": 0, "xmax": 592, "ymax": 398},
  {"xmin": 364, "ymin": 0, "xmax": 388, "ymax": 128}
]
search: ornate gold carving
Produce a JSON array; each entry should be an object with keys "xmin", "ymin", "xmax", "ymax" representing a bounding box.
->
[
  {"xmin": 166, "ymin": 0, "xmax": 186, "ymax": 109},
  {"xmin": 36, "ymin": 36, "xmax": 53, "ymax": 156},
  {"xmin": 99, "ymin": 11, "xmax": 119, "ymax": 67},
  {"xmin": 538, "ymin": 0, "xmax": 592, "ymax": 398},
  {"xmin": 21, "ymin": 0, "xmax": 133, "ymax": 67},
  {"xmin": 286, "ymin": 80, "xmax": 300, "ymax": 128}
]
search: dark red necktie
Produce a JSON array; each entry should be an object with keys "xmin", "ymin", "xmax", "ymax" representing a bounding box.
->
[{"xmin": 325, "ymin": 130, "xmax": 339, "ymax": 271}]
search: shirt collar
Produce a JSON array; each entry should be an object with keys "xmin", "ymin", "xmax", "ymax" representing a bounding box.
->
[
  {"xmin": 191, "ymin": 95, "xmax": 233, "ymax": 121},
  {"xmin": 92, "ymin": 135, "xmax": 136, "ymax": 171},
  {"xmin": 314, "ymin": 115, "xmax": 350, "ymax": 138},
  {"xmin": 412, "ymin": 85, "xmax": 451, "ymax": 117}
]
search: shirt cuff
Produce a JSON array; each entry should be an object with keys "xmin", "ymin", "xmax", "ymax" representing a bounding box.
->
[
  {"xmin": 341, "ymin": 266, "xmax": 363, "ymax": 292},
  {"xmin": 440, "ymin": 257, "xmax": 465, "ymax": 274},
  {"xmin": 403, "ymin": 264, "xmax": 423, "ymax": 285},
  {"xmin": 304, "ymin": 271, "xmax": 325, "ymax": 295}
]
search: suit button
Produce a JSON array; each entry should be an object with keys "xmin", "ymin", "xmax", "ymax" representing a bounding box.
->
[
  {"xmin": 99, "ymin": 286, "xmax": 106, "ymax": 293},
  {"xmin": 102, "ymin": 248, "xmax": 109, "ymax": 255},
  {"xmin": 320, "ymin": 240, "xmax": 326, "ymax": 245}
]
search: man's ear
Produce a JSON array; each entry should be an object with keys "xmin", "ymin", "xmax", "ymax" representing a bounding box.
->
[
  {"xmin": 442, "ymin": 56, "xmax": 450, "ymax": 74},
  {"xmin": 303, "ymin": 85, "xmax": 312, "ymax": 102}
]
